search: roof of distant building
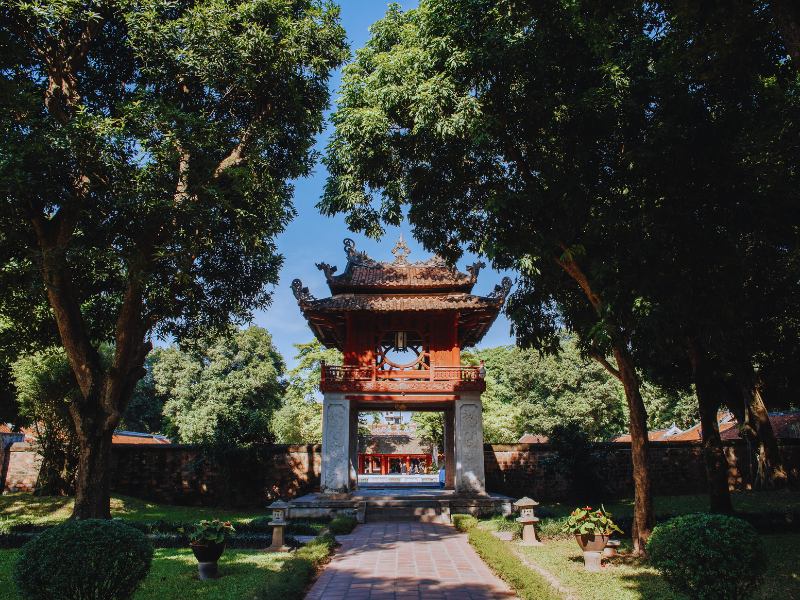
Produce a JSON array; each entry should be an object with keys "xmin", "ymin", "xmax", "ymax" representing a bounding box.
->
[
  {"xmin": 112, "ymin": 431, "xmax": 171, "ymax": 445},
  {"xmin": 613, "ymin": 412, "xmax": 800, "ymax": 443},
  {"xmin": 518, "ymin": 433, "xmax": 549, "ymax": 444}
]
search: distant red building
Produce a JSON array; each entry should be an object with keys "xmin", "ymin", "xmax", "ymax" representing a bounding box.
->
[{"xmin": 358, "ymin": 422, "xmax": 433, "ymax": 475}]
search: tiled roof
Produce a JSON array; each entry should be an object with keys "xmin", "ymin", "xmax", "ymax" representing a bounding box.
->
[
  {"xmin": 112, "ymin": 431, "xmax": 171, "ymax": 445},
  {"xmin": 332, "ymin": 264, "xmax": 475, "ymax": 291},
  {"xmin": 613, "ymin": 412, "xmax": 800, "ymax": 443},
  {"xmin": 519, "ymin": 433, "xmax": 549, "ymax": 443},
  {"xmin": 300, "ymin": 293, "xmax": 502, "ymax": 312},
  {"xmin": 315, "ymin": 237, "xmax": 483, "ymax": 293}
]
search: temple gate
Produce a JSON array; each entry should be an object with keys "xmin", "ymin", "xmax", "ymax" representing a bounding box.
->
[{"xmin": 292, "ymin": 238, "xmax": 510, "ymax": 495}]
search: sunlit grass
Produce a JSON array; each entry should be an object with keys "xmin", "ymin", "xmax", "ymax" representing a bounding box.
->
[
  {"xmin": 0, "ymin": 549, "xmax": 296, "ymax": 600},
  {"xmin": 0, "ymin": 493, "xmax": 264, "ymax": 529}
]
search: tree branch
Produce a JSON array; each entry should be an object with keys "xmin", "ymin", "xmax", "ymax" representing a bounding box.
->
[{"xmin": 589, "ymin": 350, "xmax": 622, "ymax": 382}]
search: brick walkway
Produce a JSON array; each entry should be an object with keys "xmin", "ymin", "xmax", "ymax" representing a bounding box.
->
[{"xmin": 305, "ymin": 522, "xmax": 517, "ymax": 600}]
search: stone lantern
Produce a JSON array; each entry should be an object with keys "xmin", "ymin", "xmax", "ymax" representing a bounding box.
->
[
  {"xmin": 513, "ymin": 497, "xmax": 543, "ymax": 546},
  {"xmin": 267, "ymin": 499, "xmax": 290, "ymax": 552}
]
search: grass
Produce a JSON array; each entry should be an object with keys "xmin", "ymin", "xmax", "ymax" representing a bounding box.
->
[
  {"xmin": 0, "ymin": 534, "xmax": 335, "ymax": 600},
  {"xmin": 0, "ymin": 493, "xmax": 264, "ymax": 529},
  {"xmin": 516, "ymin": 532, "xmax": 800, "ymax": 600},
  {"xmin": 519, "ymin": 538, "xmax": 683, "ymax": 600},
  {"xmin": 467, "ymin": 526, "xmax": 562, "ymax": 600}
]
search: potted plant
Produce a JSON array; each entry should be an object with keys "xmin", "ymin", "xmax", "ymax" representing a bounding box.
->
[
  {"xmin": 561, "ymin": 505, "xmax": 623, "ymax": 552},
  {"xmin": 180, "ymin": 519, "xmax": 236, "ymax": 580}
]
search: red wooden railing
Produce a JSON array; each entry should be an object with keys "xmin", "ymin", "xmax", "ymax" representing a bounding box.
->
[{"xmin": 321, "ymin": 364, "xmax": 482, "ymax": 383}]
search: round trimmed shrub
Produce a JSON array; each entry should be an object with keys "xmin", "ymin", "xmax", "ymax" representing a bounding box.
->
[
  {"xmin": 13, "ymin": 519, "xmax": 153, "ymax": 600},
  {"xmin": 647, "ymin": 513, "xmax": 766, "ymax": 600}
]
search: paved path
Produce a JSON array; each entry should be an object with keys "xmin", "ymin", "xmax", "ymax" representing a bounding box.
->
[{"xmin": 305, "ymin": 522, "xmax": 517, "ymax": 600}]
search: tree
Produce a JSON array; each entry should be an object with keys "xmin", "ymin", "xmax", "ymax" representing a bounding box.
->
[
  {"xmin": 322, "ymin": 0, "xmax": 799, "ymax": 543},
  {"xmin": 153, "ymin": 326, "xmax": 285, "ymax": 446},
  {"xmin": 1, "ymin": 0, "xmax": 347, "ymax": 517},
  {"xmin": 12, "ymin": 347, "xmax": 80, "ymax": 495},
  {"xmin": 271, "ymin": 340, "xmax": 341, "ymax": 444},
  {"xmin": 321, "ymin": 0, "xmax": 659, "ymax": 552}
]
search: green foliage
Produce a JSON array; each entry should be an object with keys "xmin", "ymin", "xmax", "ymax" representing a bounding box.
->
[
  {"xmin": 271, "ymin": 340, "xmax": 340, "ymax": 444},
  {"xmin": 452, "ymin": 514, "xmax": 478, "ymax": 532},
  {"xmin": 561, "ymin": 505, "xmax": 623, "ymax": 536},
  {"xmin": 467, "ymin": 527, "xmax": 562, "ymax": 600},
  {"xmin": 327, "ymin": 515, "xmax": 358, "ymax": 535},
  {"xmin": 180, "ymin": 519, "xmax": 236, "ymax": 545},
  {"xmin": 11, "ymin": 347, "xmax": 80, "ymax": 494},
  {"xmin": 469, "ymin": 341, "xmax": 628, "ymax": 442},
  {"xmin": 13, "ymin": 519, "xmax": 153, "ymax": 600},
  {"xmin": 154, "ymin": 326, "xmax": 284, "ymax": 446},
  {"xmin": 647, "ymin": 513, "xmax": 767, "ymax": 600}
]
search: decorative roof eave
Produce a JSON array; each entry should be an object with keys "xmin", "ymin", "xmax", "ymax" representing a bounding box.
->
[
  {"xmin": 314, "ymin": 238, "xmax": 486, "ymax": 294},
  {"xmin": 290, "ymin": 276, "xmax": 512, "ymax": 350}
]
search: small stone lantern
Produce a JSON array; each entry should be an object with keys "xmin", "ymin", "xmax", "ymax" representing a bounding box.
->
[
  {"xmin": 267, "ymin": 499, "xmax": 290, "ymax": 552},
  {"xmin": 513, "ymin": 497, "xmax": 543, "ymax": 546}
]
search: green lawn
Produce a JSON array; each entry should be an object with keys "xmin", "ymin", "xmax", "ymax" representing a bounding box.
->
[
  {"xmin": 0, "ymin": 548, "xmax": 296, "ymax": 600},
  {"xmin": 536, "ymin": 488, "xmax": 800, "ymax": 520},
  {"xmin": 517, "ymin": 533, "xmax": 800, "ymax": 600},
  {"xmin": 0, "ymin": 493, "xmax": 264, "ymax": 529}
]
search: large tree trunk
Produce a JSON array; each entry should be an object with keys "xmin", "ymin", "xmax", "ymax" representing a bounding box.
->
[
  {"xmin": 741, "ymin": 373, "xmax": 787, "ymax": 488},
  {"xmin": 554, "ymin": 251, "xmax": 654, "ymax": 554},
  {"xmin": 71, "ymin": 408, "xmax": 115, "ymax": 519},
  {"xmin": 612, "ymin": 344, "xmax": 654, "ymax": 555},
  {"xmin": 687, "ymin": 339, "xmax": 733, "ymax": 514}
]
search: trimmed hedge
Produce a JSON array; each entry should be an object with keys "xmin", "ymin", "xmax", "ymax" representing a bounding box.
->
[
  {"xmin": 13, "ymin": 519, "xmax": 153, "ymax": 600},
  {"xmin": 467, "ymin": 527, "xmax": 561, "ymax": 600},
  {"xmin": 647, "ymin": 513, "xmax": 767, "ymax": 600},
  {"xmin": 328, "ymin": 515, "xmax": 358, "ymax": 535},
  {"xmin": 452, "ymin": 514, "xmax": 479, "ymax": 532},
  {"xmin": 256, "ymin": 533, "xmax": 336, "ymax": 600}
]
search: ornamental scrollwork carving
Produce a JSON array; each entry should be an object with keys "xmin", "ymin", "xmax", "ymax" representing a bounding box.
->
[
  {"xmin": 465, "ymin": 260, "xmax": 486, "ymax": 281},
  {"xmin": 343, "ymin": 238, "xmax": 378, "ymax": 267},
  {"xmin": 489, "ymin": 276, "xmax": 513, "ymax": 301},
  {"xmin": 315, "ymin": 262, "xmax": 338, "ymax": 281},
  {"xmin": 290, "ymin": 279, "xmax": 315, "ymax": 303}
]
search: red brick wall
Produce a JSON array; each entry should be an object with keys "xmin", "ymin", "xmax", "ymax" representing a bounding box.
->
[
  {"xmin": 484, "ymin": 440, "xmax": 800, "ymax": 500},
  {"xmin": 109, "ymin": 444, "xmax": 321, "ymax": 507},
  {"xmin": 3, "ymin": 442, "xmax": 42, "ymax": 492}
]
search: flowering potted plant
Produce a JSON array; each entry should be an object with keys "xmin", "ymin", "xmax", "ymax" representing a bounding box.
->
[
  {"xmin": 561, "ymin": 505, "xmax": 623, "ymax": 552},
  {"xmin": 180, "ymin": 519, "xmax": 236, "ymax": 579}
]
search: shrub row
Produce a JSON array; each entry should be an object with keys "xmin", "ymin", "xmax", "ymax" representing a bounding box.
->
[
  {"xmin": 467, "ymin": 526, "xmax": 562, "ymax": 600},
  {"xmin": 452, "ymin": 514, "xmax": 478, "ymax": 532},
  {"xmin": 328, "ymin": 515, "xmax": 358, "ymax": 535},
  {"xmin": 256, "ymin": 533, "xmax": 337, "ymax": 600}
]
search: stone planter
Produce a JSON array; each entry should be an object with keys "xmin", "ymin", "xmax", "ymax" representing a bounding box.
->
[
  {"xmin": 190, "ymin": 542, "xmax": 225, "ymax": 580},
  {"xmin": 574, "ymin": 533, "xmax": 610, "ymax": 553}
]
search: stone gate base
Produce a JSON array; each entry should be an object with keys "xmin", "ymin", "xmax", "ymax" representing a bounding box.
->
[{"xmin": 288, "ymin": 488, "xmax": 512, "ymax": 523}]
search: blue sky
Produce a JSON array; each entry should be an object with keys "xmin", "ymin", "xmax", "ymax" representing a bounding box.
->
[{"xmin": 252, "ymin": 1, "xmax": 515, "ymax": 368}]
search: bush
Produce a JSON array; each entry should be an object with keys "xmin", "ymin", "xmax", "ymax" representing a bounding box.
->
[
  {"xmin": 647, "ymin": 513, "xmax": 767, "ymax": 600},
  {"xmin": 255, "ymin": 532, "xmax": 335, "ymax": 600},
  {"xmin": 13, "ymin": 519, "xmax": 153, "ymax": 600},
  {"xmin": 328, "ymin": 515, "xmax": 358, "ymax": 535},
  {"xmin": 468, "ymin": 527, "xmax": 561, "ymax": 600},
  {"xmin": 452, "ymin": 514, "xmax": 478, "ymax": 532}
]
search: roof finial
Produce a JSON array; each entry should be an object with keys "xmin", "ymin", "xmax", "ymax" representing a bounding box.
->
[{"xmin": 391, "ymin": 234, "xmax": 411, "ymax": 266}]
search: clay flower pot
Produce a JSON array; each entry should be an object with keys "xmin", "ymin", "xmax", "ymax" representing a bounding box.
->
[
  {"xmin": 190, "ymin": 541, "xmax": 226, "ymax": 579},
  {"xmin": 575, "ymin": 533, "xmax": 610, "ymax": 553}
]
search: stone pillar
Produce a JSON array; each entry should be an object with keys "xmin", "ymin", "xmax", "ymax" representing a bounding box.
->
[
  {"xmin": 444, "ymin": 407, "xmax": 455, "ymax": 489},
  {"xmin": 454, "ymin": 393, "xmax": 486, "ymax": 494},
  {"xmin": 349, "ymin": 402, "xmax": 359, "ymax": 489},
  {"xmin": 321, "ymin": 393, "xmax": 352, "ymax": 494}
]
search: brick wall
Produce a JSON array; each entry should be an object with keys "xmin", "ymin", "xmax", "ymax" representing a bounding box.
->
[
  {"xmin": 484, "ymin": 440, "xmax": 800, "ymax": 501},
  {"xmin": 109, "ymin": 443, "xmax": 321, "ymax": 507},
  {"xmin": 4, "ymin": 439, "xmax": 799, "ymax": 505},
  {"xmin": 2, "ymin": 442, "xmax": 42, "ymax": 493}
]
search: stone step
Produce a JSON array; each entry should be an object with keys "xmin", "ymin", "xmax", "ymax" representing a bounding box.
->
[{"xmin": 364, "ymin": 500, "xmax": 451, "ymax": 523}]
